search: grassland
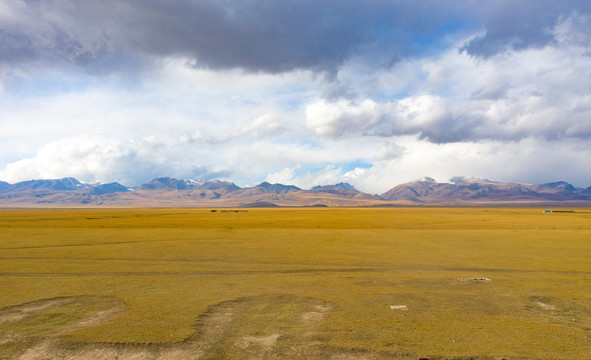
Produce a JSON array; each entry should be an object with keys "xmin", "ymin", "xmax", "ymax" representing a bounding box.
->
[{"xmin": 0, "ymin": 207, "xmax": 590, "ymax": 359}]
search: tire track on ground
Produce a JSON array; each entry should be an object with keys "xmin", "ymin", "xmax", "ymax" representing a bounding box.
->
[
  {"xmin": 0, "ymin": 236, "xmax": 222, "ymax": 250},
  {"xmin": 0, "ymin": 268, "xmax": 382, "ymax": 277}
]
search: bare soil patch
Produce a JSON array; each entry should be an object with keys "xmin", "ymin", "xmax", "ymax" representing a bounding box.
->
[
  {"xmin": 3, "ymin": 293, "xmax": 571, "ymax": 359},
  {"xmin": 1, "ymin": 294, "xmax": 346, "ymax": 359},
  {"xmin": 0, "ymin": 297, "xmax": 74, "ymax": 324},
  {"xmin": 0, "ymin": 294, "xmax": 424, "ymax": 359},
  {"xmin": 455, "ymin": 277, "xmax": 492, "ymax": 285},
  {"xmin": 235, "ymin": 333, "xmax": 281, "ymax": 349}
]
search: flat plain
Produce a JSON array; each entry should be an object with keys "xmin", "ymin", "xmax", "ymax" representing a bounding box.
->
[{"xmin": 0, "ymin": 207, "xmax": 590, "ymax": 359}]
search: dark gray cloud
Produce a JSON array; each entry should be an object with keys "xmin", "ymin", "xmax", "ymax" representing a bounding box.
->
[
  {"xmin": 462, "ymin": 0, "xmax": 591, "ymax": 58},
  {"xmin": 3, "ymin": 0, "xmax": 590, "ymax": 75},
  {"xmin": 2, "ymin": 1, "xmax": 591, "ymax": 75},
  {"xmin": 0, "ymin": 0, "xmax": 466, "ymax": 74},
  {"xmin": 0, "ymin": 30, "xmax": 36, "ymax": 64}
]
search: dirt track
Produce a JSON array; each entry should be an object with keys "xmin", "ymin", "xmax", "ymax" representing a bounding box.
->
[{"xmin": 1, "ymin": 294, "xmax": 415, "ymax": 360}]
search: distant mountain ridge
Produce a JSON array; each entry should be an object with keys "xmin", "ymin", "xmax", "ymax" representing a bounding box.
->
[
  {"xmin": 381, "ymin": 177, "xmax": 591, "ymax": 203},
  {"xmin": 0, "ymin": 176, "xmax": 590, "ymax": 207},
  {"xmin": 0, "ymin": 177, "xmax": 87, "ymax": 192}
]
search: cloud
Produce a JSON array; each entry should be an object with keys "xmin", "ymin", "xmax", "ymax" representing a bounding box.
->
[
  {"xmin": 305, "ymin": 95, "xmax": 471, "ymax": 143},
  {"xmin": 1, "ymin": 1, "xmax": 591, "ymax": 196},
  {"xmin": 179, "ymin": 130, "xmax": 236, "ymax": 145},
  {"xmin": 264, "ymin": 167, "xmax": 298, "ymax": 185},
  {"xmin": 0, "ymin": 136, "xmax": 226, "ymax": 186},
  {"xmin": 306, "ymin": 19, "xmax": 591, "ymax": 144},
  {"xmin": 0, "ymin": 136, "xmax": 136, "ymax": 184},
  {"xmin": 180, "ymin": 114, "xmax": 285, "ymax": 144},
  {"xmin": 264, "ymin": 164, "xmax": 369, "ymax": 190},
  {"xmin": 2, "ymin": 1, "xmax": 590, "ymax": 79},
  {"xmin": 241, "ymin": 114, "xmax": 284, "ymax": 138},
  {"xmin": 462, "ymin": 0, "xmax": 591, "ymax": 58},
  {"xmin": 0, "ymin": 0, "xmax": 484, "ymax": 76},
  {"xmin": 337, "ymin": 137, "xmax": 591, "ymax": 194},
  {"xmin": 305, "ymin": 99, "xmax": 380, "ymax": 138},
  {"xmin": 373, "ymin": 142, "xmax": 406, "ymax": 161}
]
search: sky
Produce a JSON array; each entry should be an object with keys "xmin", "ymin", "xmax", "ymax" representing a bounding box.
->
[{"xmin": 1, "ymin": 0, "xmax": 591, "ymax": 194}]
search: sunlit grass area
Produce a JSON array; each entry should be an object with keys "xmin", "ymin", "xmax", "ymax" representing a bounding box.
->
[{"xmin": 0, "ymin": 208, "xmax": 590, "ymax": 359}]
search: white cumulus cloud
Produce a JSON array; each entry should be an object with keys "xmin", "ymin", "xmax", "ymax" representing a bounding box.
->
[{"xmin": 305, "ymin": 99, "xmax": 379, "ymax": 138}]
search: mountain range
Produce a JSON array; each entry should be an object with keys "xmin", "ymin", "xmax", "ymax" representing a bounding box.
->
[{"xmin": 0, "ymin": 176, "xmax": 590, "ymax": 208}]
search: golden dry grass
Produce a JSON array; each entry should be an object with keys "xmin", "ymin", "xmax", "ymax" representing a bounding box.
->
[{"xmin": 0, "ymin": 207, "xmax": 590, "ymax": 359}]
